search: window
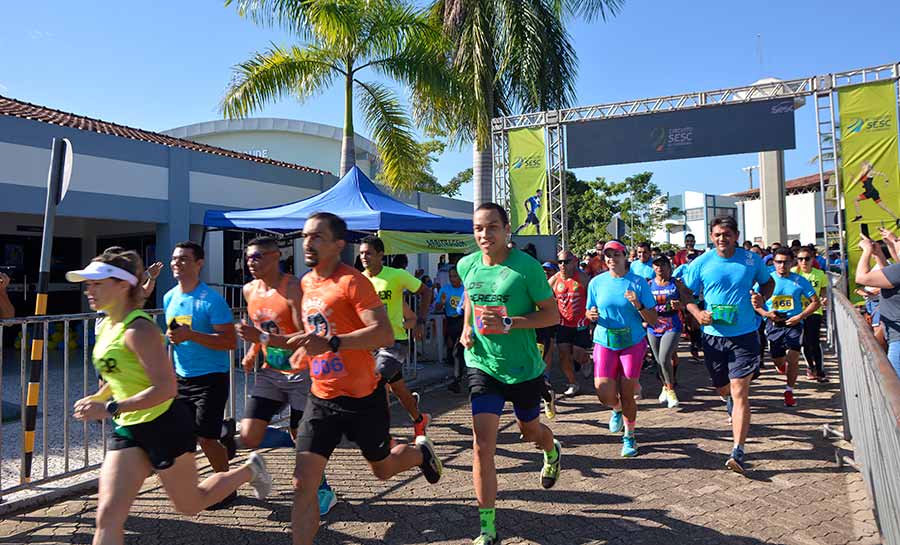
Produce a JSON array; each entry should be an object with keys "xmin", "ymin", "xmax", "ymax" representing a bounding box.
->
[
  {"xmin": 685, "ymin": 208, "xmax": 704, "ymax": 221},
  {"xmin": 711, "ymin": 207, "xmax": 736, "ymax": 218}
]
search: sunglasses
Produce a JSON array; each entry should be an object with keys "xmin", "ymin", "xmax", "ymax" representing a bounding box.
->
[
  {"xmin": 246, "ymin": 250, "xmax": 277, "ymax": 262},
  {"xmin": 796, "ymin": 256, "xmax": 812, "ymax": 261},
  {"xmin": 557, "ymin": 258, "xmax": 572, "ymax": 265},
  {"xmin": 773, "ymin": 260, "xmax": 791, "ymax": 265}
]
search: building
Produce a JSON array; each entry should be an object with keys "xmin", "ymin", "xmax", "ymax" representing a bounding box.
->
[
  {"xmin": 654, "ymin": 191, "xmax": 741, "ymax": 248},
  {"xmin": 0, "ymin": 96, "xmax": 471, "ymax": 316}
]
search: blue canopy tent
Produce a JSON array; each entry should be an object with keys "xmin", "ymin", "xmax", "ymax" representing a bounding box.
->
[{"xmin": 203, "ymin": 166, "xmax": 472, "ymax": 241}]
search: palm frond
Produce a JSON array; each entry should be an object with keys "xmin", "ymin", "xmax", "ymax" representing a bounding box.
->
[
  {"xmin": 224, "ymin": 0, "xmax": 316, "ymax": 40},
  {"xmin": 563, "ymin": 0, "xmax": 625, "ymax": 22},
  {"xmin": 355, "ymin": 80, "xmax": 420, "ymax": 192}
]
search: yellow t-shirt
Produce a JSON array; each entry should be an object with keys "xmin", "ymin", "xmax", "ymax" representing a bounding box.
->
[
  {"xmin": 792, "ymin": 266, "xmax": 827, "ymax": 316},
  {"xmin": 362, "ymin": 266, "xmax": 422, "ymax": 341}
]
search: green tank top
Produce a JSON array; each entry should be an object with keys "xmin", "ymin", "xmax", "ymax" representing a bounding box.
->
[{"xmin": 93, "ymin": 309, "xmax": 172, "ymax": 426}]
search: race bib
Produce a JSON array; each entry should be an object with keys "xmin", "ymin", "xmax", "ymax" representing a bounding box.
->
[
  {"xmin": 266, "ymin": 346, "xmax": 293, "ymax": 371},
  {"xmin": 606, "ymin": 327, "xmax": 631, "ymax": 350},
  {"xmin": 172, "ymin": 315, "xmax": 192, "ymax": 327},
  {"xmin": 474, "ymin": 304, "xmax": 508, "ymax": 335},
  {"xmin": 770, "ymin": 295, "xmax": 795, "ymax": 312},
  {"xmin": 310, "ymin": 354, "xmax": 349, "ymax": 379},
  {"xmin": 710, "ymin": 304, "xmax": 738, "ymax": 326}
]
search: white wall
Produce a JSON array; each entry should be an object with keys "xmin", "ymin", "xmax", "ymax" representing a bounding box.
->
[
  {"xmin": 189, "ymin": 171, "xmax": 319, "ymax": 208},
  {"xmin": 738, "ymin": 191, "xmax": 822, "ymax": 246}
]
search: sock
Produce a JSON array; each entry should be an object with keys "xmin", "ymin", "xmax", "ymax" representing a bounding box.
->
[
  {"xmin": 544, "ymin": 443, "xmax": 559, "ymax": 463},
  {"xmin": 479, "ymin": 508, "xmax": 496, "ymax": 537},
  {"xmin": 624, "ymin": 418, "xmax": 636, "ymax": 437}
]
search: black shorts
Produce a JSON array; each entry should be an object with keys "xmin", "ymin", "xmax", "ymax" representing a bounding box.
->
[
  {"xmin": 245, "ymin": 396, "xmax": 305, "ymax": 429},
  {"xmin": 467, "ymin": 367, "xmax": 543, "ymax": 422},
  {"xmin": 445, "ymin": 316, "xmax": 464, "ymax": 342},
  {"xmin": 295, "ymin": 387, "xmax": 392, "ymax": 462},
  {"xmin": 525, "ymin": 213, "xmax": 539, "ymax": 225},
  {"xmin": 108, "ymin": 399, "xmax": 197, "ymax": 471},
  {"xmin": 536, "ymin": 325, "xmax": 558, "ymax": 347},
  {"xmin": 765, "ymin": 320, "xmax": 803, "ymax": 358},
  {"xmin": 177, "ymin": 372, "xmax": 229, "ymax": 439},
  {"xmin": 701, "ymin": 332, "xmax": 761, "ymax": 389},
  {"xmin": 556, "ymin": 325, "xmax": 592, "ymax": 349}
]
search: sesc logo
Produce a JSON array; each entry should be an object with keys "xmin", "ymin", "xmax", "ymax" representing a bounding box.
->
[
  {"xmin": 770, "ymin": 101, "xmax": 794, "ymax": 114},
  {"xmin": 846, "ymin": 114, "xmax": 892, "ymax": 135},
  {"xmin": 651, "ymin": 126, "xmax": 693, "ymax": 152},
  {"xmin": 512, "ymin": 153, "xmax": 542, "ymax": 169}
]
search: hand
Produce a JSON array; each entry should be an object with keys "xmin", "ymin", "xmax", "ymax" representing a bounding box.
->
[
  {"xmin": 241, "ymin": 352, "xmax": 257, "ymax": 373},
  {"xmin": 146, "ymin": 262, "xmax": 164, "ymax": 280},
  {"xmin": 73, "ymin": 397, "xmax": 108, "ymax": 421},
  {"xmin": 784, "ymin": 315, "xmax": 802, "ymax": 327},
  {"xmin": 624, "ymin": 290, "xmax": 640, "ymax": 309},
  {"xmin": 166, "ymin": 325, "xmax": 194, "ymax": 344},
  {"xmin": 415, "ymin": 323, "xmax": 425, "ymax": 341},
  {"xmin": 479, "ymin": 309, "xmax": 507, "ymax": 332},
  {"xmin": 0, "ymin": 272, "xmax": 9, "ymax": 291},
  {"xmin": 879, "ymin": 227, "xmax": 898, "ymax": 243},
  {"xmin": 460, "ymin": 326, "xmax": 474, "ymax": 349},
  {"xmin": 858, "ymin": 236, "xmax": 874, "ymax": 253},
  {"xmin": 586, "ymin": 306, "xmax": 599, "ymax": 322},
  {"xmin": 750, "ymin": 291, "xmax": 764, "ymax": 309},
  {"xmin": 235, "ymin": 320, "xmax": 261, "ymax": 343},
  {"xmin": 291, "ymin": 332, "xmax": 331, "ymax": 357},
  {"xmin": 765, "ymin": 311, "xmax": 780, "ymax": 320},
  {"xmin": 696, "ymin": 310, "xmax": 713, "ymax": 326}
]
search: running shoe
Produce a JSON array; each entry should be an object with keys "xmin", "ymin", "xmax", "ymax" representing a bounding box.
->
[
  {"xmin": 784, "ymin": 390, "xmax": 797, "ymax": 407},
  {"xmin": 221, "ymin": 418, "xmax": 238, "ymax": 460},
  {"xmin": 816, "ymin": 373, "xmax": 830, "ymax": 383},
  {"xmin": 473, "ymin": 533, "xmax": 499, "ymax": 545},
  {"xmin": 207, "ymin": 491, "xmax": 238, "ymax": 510},
  {"xmin": 608, "ymin": 410, "xmax": 624, "ymax": 434},
  {"xmin": 564, "ymin": 383, "xmax": 580, "ymax": 396},
  {"xmin": 666, "ymin": 389, "xmax": 680, "ymax": 409},
  {"xmin": 414, "ymin": 413, "xmax": 432, "ymax": 438},
  {"xmin": 726, "ymin": 446, "xmax": 746, "ymax": 474},
  {"xmin": 543, "ymin": 390, "xmax": 557, "ymax": 421},
  {"xmin": 416, "ymin": 436, "xmax": 443, "ymax": 484},
  {"xmin": 247, "ymin": 452, "xmax": 272, "ymax": 500},
  {"xmin": 318, "ymin": 487, "xmax": 337, "ymax": 516},
  {"xmin": 540, "ymin": 439, "xmax": 562, "ymax": 489},
  {"xmin": 657, "ymin": 387, "xmax": 668, "ymax": 404},
  {"xmin": 621, "ymin": 435, "xmax": 637, "ymax": 457},
  {"xmin": 774, "ymin": 362, "xmax": 786, "ymax": 375},
  {"xmin": 806, "ymin": 370, "xmax": 817, "ymax": 381}
]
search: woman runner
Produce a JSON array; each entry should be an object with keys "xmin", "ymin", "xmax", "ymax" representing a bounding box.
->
[
  {"xmin": 68, "ymin": 250, "xmax": 271, "ymax": 545},
  {"xmin": 646, "ymin": 255, "xmax": 691, "ymax": 409}
]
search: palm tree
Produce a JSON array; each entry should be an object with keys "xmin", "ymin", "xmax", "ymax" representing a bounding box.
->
[
  {"xmin": 421, "ymin": 0, "xmax": 624, "ymax": 206},
  {"xmin": 221, "ymin": 0, "xmax": 448, "ymax": 190}
]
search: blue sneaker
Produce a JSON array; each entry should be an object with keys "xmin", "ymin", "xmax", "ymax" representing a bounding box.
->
[
  {"xmin": 726, "ymin": 446, "xmax": 746, "ymax": 474},
  {"xmin": 318, "ymin": 487, "xmax": 337, "ymax": 516},
  {"xmin": 608, "ymin": 410, "xmax": 624, "ymax": 434},
  {"xmin": 621, "ymin": 434, "xmax": 637, "ymax": 457}
]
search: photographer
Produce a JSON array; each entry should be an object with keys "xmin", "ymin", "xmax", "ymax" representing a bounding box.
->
[{"xmin": 0, "ymin": 271, "xmax": 14, "ymax": 319}]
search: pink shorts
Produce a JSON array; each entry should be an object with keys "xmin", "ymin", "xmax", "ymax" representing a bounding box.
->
[{"xmin": 593, "ymin": 341, "xmax": 647, "ymax": 380}]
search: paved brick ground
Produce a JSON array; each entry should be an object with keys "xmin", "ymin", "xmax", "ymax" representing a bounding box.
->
[{"xmin": 0, "ymin": 348, "xmax": 881, "ymax": 545}]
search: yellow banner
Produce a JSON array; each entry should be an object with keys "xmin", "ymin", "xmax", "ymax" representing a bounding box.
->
[
  {"xmin": 839, "ymin": 81, "xmax": 900, "ymax": 299},
  {"xmin": 508, "ymin": 128, "xmax": 549, "ymax": 235},
  {"xmin": 378, "ymin": 230, "xmax": 478, "ymax": 254}
]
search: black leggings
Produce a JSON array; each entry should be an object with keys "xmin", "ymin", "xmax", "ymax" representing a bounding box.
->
[{"xmin": 802, "ymin": 314, "xmax": 824, "ymax": 375}]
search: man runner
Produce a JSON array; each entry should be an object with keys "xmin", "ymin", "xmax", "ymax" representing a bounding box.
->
[
  {"xmin": 629, "ymin": 241, "xmax": 655, "ymax": 282},
  {"xmin": 164, "ymin": 241, "xmax": 238, "ymax": 508},
  {"xmin": 438, "ymin": 266, "xmax": 467, "ymax": 393},
  {"xmin": 684, "ymin": 216, "xmax": 773, "ymax": 474},
  {"xmin": 359, "ymin": 235, "xmax": 433, "ymax": 438},
  {"xmin": 459, "ymin": 203, "xmax": 561, "ymax": 545},
  {"xmin": 234, "ymin": 237, "xmax": 337, "ymax": 515},
  {"xmin": 792, "ymin": 245, "xmax": 828, "ymax": 382},
  {"xmin": 674, "ymin": 234, "xmax": 698, "ymax": 266},
  {"xmin": 289, "ymin": 212, "xmax": 442, "ymax": 545},
  {"xmin": 549, "ymin": 250, "xmax": 592, "ymax": 396},
  {"xmin": 755, "ymin": 248, "xmax": 819, "ymax": 407}
]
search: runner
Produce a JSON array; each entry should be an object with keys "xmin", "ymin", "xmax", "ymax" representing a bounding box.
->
[
  {"xmin": 289, "ymin": 212, "xmax": 442, "ymax": 545},
  {"xmin": 359, "ymin": 235, "xmax": 433, "ymax": 438},
  {"xmin": 674, "ymin": 251, "xmax": 703, "ymax": 361},
  {"xmin": 68, "ymin": 250, "xmax": 271, "ymax": 545},
  {"xmin": 234, "ymin": 237, "xmax": 337, "ymax": 516},
  {"xmin": 791, "ymin": 245, "xmax": 829, "ymax": 382},
  {"xmin": 549, "ymin": 250, "xmax": 592, "ymax": 396},
  {"xmin": 537, "ymin": 262, "xmax": 559, "ymax": 419},
  {"xmin": 163, "ymin": 241, "xmax": 239, "ymax": 508},
  {"xmin": 755, "ymin": 248, "xmax": 820, "ymax": 407},
  {"xmin": 438, "ymin": 266, "xmax": 467, "ymax": 393},
  {"xmin": 647, "ymin": 255, "xmax": 690, "ymax": 408},
  {"xmin": 629, "ymin": 242, "xmax": 655, "ymax": 281},
  {"xmin": 512, "ymin": 188, "xmax": 543, "ymax": 235},
  {"xmin": 458, "ymin": 203, "xmax": 561, "ymax": 545},
  {"xmin": 850, "ymin": 161, "xmax": 900, "ymax": 226},
  {"xmin": 683, "ymin": 216, "xmax": 773, "ymax": 474},
  {"xmin": 674, "ymin": 234, "xmax": 697, "ymax": 266},
  {"xmin": 586, "ymin": 240, "xmax": 657, "ymax": 457}
]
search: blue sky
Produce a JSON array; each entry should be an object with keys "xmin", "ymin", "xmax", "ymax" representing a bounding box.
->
[{"xmin": 2, "ymin": 0, "xmax": 899, "ymax": 202}]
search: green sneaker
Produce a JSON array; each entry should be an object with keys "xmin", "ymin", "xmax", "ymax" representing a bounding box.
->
[
  {"xmin": 540, "ymin": 439, "xmax": 562, "ymax": 489},
  {"xmin": 473, "ymin": 533, "xmax": 500, "ymax": 545}
]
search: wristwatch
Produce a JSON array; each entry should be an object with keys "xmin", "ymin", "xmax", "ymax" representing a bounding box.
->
[
  {"xmin": 259, "ymin": 332, "xmax": 270, "ymax": 346},
  {"xmin": 502, "ymin": 316, "xmax": 513, "ymax": 333},
  {"xmin": 328, "ymin": 335, "xmax": 342, "ymax": 353},
  {"xmin": 105, "ymin": 400, "xmax": 120, "ymax": 418}
]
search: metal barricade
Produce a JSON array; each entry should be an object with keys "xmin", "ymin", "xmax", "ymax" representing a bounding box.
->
[{"xmin": 832, "ymin": 290, "xmax": 900, "ymax": 545}]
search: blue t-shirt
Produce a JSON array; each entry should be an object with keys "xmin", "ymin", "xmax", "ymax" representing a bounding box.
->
[
  {"xmin": 437, "ymin": 283, "xmax": 465, "ymax": 318},
  {"xmin": 683, "ymin": 248, "xmax": 772, "ymax": 337},
  {"xmin": 526, "ymin": 195, "xmax": 541, "ymax": 213},
  {"xmin": 764, "ymin": 272, "xmax": 816, "ymax": 321},
  {"xmin": 648, "ymin": 278, "xmax": 682, "ymax": 336},
  {"xmin": 164, "ymin": 282, "xmax": 234, "ymax": 377},
  {"xmin": 629, "ymin": 260, "xmax": 655, "ymax": 282},
  {"xmin": 586, "ymin": 271, "xmax": 656, "ymax": 349}
]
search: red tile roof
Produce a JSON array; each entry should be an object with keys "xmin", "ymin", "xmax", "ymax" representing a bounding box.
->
[
  {"xmin": 0, "ymin": 95, "xmax": 331, "ymax": 176},
  {"xmin": 728, "ymin": 171, "xmax": 832, "ymax": 199}
]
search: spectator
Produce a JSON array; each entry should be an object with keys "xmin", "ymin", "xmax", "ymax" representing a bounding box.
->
[
  {"xmin": 0, "ymin": 270, "xmax": 14, "ymax": 319},
  {"xmin": 856, "ymin": 235, "xmax": 900, "ymax": 378},
  {"xmin": 742, "ymin": 241, "xmax": 753, "ymax": 251},
  {"xmin": 674, "ymin": 234, "xmax": 697, "ymax": 266}
]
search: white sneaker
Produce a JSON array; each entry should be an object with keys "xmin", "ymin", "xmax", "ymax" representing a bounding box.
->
[
  {"xmin": 247, "ymin": 452, "xmax": 273, "ymax": 500},
  {"xmin": 564, "ymin": 383, "xmax": 580, "ymax": 396},
  {"xmin": 658, "ymin": 387, "xmax": 668, "ymax": 404},
  {"xmin": 666, "ymin": 389, "xmax": 680, "ymax": 409}
]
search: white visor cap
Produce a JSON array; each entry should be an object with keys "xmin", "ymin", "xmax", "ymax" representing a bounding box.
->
[{"xmin": 66, "ymin": 261, "xmax": 138, "ymax": 287}]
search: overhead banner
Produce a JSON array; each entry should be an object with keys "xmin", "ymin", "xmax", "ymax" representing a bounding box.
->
[
  {"xmin": 508, "ymin": 127, "xmax": 549, "ymax": 236},
  {"xmin": 566, "ymin": 98, "xmax": 796, "ymax": 168},
  {"xmin": 378, "ymin": 230, "xmax": 477, "ymax": 254},
  {"xmin": 838, "ymin": 81, "xmax": 900, "ymax": 299}
]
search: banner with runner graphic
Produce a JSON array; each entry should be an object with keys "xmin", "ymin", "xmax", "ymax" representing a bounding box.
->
[
  {"xmin": 838, "ymin": 81, "xmax": 900, "ymax": 299},
  {"xmin": 508, "ymin": 128, "xmax": 549, "ymax": 236}
]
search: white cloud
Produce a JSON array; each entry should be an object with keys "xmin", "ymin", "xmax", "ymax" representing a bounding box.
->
[{"xmin": 28, "ymin": 30, "xmax": 53, "ymax": 40}]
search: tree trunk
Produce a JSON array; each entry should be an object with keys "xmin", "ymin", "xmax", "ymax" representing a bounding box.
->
[
  {"xmin": 340, "ymin": 73, "xmax": 356, "ymax": 177},
  {"xmin": 472, "ymin": 144, "xmax": 493, "ymax": 208}
]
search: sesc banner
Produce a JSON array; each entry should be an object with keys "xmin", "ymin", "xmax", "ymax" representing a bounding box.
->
[
  {"xmin": 508, "ymin": 128, "xmax": 549, "ymax": 236},
  {"xmin": 839, "ymin": 80, "xmax": 900, "ymax": 299},
  {"xmin": 378, "ymin": 230, "xmax": 478, "ymax": 254}
]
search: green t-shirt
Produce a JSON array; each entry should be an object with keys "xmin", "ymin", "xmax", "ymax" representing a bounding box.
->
[
  {"xmin": 792, "ymin": 266, "xmax": 827, "ymax": 315},
  {"xmin": 457, "ymin": 248, "xmax": 554, "ymax": 384},
  {"xmin": 363, "ymin": 266, "xmax": 422, "ymax": 341}
]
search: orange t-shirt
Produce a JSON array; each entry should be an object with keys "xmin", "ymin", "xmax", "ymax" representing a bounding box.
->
[
  {"xmin": 300, "ymin": 264, "xmax": 383, "ymax": 399},
  {"xmin": 246, "ymin": 275, "xmax": 301, "ymax": 374}
]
